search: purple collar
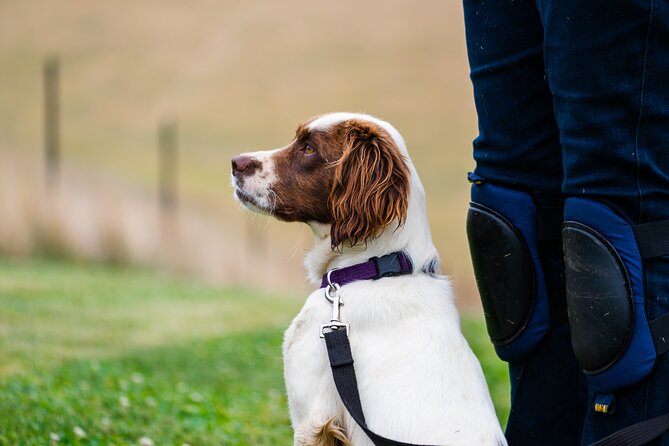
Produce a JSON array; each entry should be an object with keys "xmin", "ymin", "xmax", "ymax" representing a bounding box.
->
[{"xmin": 320, "ymin": 252, "xmax": 413, "ymax": 288}]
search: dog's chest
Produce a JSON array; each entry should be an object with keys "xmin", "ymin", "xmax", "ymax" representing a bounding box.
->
[{"xmin": 282, "ymin": 296, "xmax": 339, "ymax": 419}]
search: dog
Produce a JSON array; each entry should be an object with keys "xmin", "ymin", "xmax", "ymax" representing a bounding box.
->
[{"xmin": 232, "ymin": 113, "xmax": 506, "ymax": 446}]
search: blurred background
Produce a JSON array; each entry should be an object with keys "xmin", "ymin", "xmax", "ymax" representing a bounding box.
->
[
  {"xmin": 0, "ymin": 1, "xmax": 508, "ymax": 444},
  {"xmin": 0, "ymin": 0, "xmax": 480, "ymax": 299}
]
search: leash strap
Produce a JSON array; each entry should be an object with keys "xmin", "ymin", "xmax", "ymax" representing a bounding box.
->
[
  {"xmin": 590, "ymin": 413, "xmax": 669, "ymax": 446},
  {"xmin": 324, "ymin": 329, "xmax": 436, "ymax": 446},
  {"xmin": 632, "ymin": 219, "xmax": 669, "ymax": 260}
]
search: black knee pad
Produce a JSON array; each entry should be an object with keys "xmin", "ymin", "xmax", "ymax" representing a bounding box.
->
[
  {"xmin": 467, "ymin": 177, "xmax": 552, "ymax": 363},
  {"xmin": 562, "ymin": 198, "xmax": 665, "ymax": 412}
]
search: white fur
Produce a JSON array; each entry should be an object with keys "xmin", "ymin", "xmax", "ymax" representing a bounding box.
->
[
  {"xmin": 236, "ymin": 113, "xmax": 506, "ymax": 445},
  {"xmin": 230, "ymin": 147, "xmax": 283, "ymax": 211}
]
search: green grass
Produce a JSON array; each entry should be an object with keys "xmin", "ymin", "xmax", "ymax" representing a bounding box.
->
[
  {"xmin": 0, "ymin": 258, "xmax": 509, "ymax": 444},
  {"xmin": 0, "ymin": 330, "xmax": 292, "ymax": 445},
  {"xmin": 0, "ymin": 258, "xmax": 301, "ymax": 376}
]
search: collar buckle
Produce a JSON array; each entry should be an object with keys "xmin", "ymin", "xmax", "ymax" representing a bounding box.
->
[{"xmin": 370, "ymin": 252, "xmax": 412, "ymax": 280}]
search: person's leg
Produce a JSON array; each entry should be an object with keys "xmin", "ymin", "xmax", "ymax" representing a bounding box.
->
[
  {"xmin": 463, "ymin": 0, "xmax": 561, "ymax": 197},
  {"xmin": 536, "ymin": 0, "xmax": 669, "ymax": 443},
  {"xmin": 463, "ymin": 1, "xmax": 585, "ymax": 444}
]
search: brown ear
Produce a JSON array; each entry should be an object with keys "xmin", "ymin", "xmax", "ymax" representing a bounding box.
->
[{"xmin": 328, "ymin": 121, "xmax": 410, "ymax": 249}]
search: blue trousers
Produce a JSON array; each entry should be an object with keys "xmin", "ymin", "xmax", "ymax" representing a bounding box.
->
[{"xmin": 463, "ymin": 0, "xmax": 669, "ymax": 444}]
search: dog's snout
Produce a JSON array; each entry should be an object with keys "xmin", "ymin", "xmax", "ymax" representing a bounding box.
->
[{"xmin": 231, "ymin": 155, "xmax": 258, "ymax": 177}]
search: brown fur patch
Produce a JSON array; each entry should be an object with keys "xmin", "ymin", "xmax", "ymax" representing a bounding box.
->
[
  {"xmin": 328, "ymin": 120, "xmax": 410, "ymax": 249},
  {"xmin": 266, "ymin": 124, "xmax": 343, "ymax": 223},
  {"xmin": 311, "ymin": 417, "xmax": 351, "ymax": 446}
]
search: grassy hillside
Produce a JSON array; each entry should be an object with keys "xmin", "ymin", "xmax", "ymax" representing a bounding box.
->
[
  {"xmin": 0, "ymin": 258, "xmax": 509, "ymax": 444},
  {"xmin": 0, "ymin": 0, "xmax": 483, "ymax": 305}
]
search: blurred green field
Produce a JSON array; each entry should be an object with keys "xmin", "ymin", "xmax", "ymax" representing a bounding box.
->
[{"xmin": 0, "ymin": 258, "xmax": 509, "ymax": 445}]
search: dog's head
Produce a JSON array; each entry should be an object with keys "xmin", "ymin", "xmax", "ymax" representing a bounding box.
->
[{"xmin": 231, "ymin": 113, "xmax": 411, "ymax": 250}]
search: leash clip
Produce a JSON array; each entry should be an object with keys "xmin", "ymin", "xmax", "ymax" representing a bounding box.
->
[
  {"xmin": 323, "ymin": 269, "xmax": 340, "ymax": 303},
  {"xmin": 320, "ymin": 272, "xmax": 349, "ymax": 338}
]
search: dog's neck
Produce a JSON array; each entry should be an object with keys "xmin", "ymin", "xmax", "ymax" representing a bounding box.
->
[{"xmin": 305, "ymin": 172, "xmax": 440, "ymax": 286}]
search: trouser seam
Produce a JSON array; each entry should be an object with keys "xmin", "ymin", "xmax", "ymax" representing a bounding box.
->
[
  {"xmin": 634, "ymin": 0, "xmax": 655, "ymax": 223},
  {"xmin": 636, "ymin": 0, "xmax": 655, "ymax": 422}
]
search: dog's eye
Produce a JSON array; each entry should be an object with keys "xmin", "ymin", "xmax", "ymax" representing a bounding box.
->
[{"xmin": 303, "ymin": 144, "xmax": 315, "ymax": 155}]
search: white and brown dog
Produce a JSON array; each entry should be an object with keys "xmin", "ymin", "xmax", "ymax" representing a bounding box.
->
[{"xmin": 232, "ymin": 113, "xmax": 506, "ymax": 446}]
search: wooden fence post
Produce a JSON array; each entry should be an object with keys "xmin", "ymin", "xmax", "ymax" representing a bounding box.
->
[
  {"xmin": 43, "ymin": 56, "xmax": 60, "ymax": 187},
  {"xmin": 158, "ymin": 120, "xmax": 178, "ymax": 213}
]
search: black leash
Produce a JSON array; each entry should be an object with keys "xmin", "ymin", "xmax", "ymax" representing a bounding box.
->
[
  {"xmin": 323, "ymin": 329, "xmax": 437, "ymax": 446},
  {"xmin": 319, "ymin": 253, "xmax": 435, "ymax": 445},
  {"xmin": 590, "ymin": 413, "xmax": 669, "ymax": 446},
  {"xmin": 323, "ymin": 310, "xmax": 669, "ymax": 446}
]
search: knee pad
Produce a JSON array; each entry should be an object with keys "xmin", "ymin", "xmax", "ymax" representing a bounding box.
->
[
  {"xmin": 563, "ymin": 198, "xmax": 669, "ymax": 412},
  {"xmin": 466, "ymin": 176, "xmax": 553, "ymax": 363}
]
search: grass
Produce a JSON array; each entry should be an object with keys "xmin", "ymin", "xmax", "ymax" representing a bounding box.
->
[
  {"xmin": 0, "ymin": 258, "xmax": 301, "ymax": 376},
  {"xmin": 0, "ymin": 258, "xmax": 509, "ymax": 445},
  {"xmin": 0, "ymin": 330, "xmax": 292, "ymax": 445}
]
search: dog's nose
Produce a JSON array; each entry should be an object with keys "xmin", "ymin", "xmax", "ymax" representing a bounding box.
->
[{"xmin": 231, "ymin": 155, "xmax": 257, "ymax": 176}]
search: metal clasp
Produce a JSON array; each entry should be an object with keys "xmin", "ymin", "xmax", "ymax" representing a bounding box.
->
[
  {"xmin": 323, "ymin": 268, "xmax": 340, "ymax": 303},
  {"xmin": 320, "ymin": 271, "xmax": 349, "ymax": 338}
]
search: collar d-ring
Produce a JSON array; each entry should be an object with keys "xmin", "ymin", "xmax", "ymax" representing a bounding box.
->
[{"xmin": 324, "ymin": 268, "xmax": 340, "ymax": 303}]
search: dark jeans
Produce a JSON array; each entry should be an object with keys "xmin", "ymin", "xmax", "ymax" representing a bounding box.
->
[{"xmin": 463, "ymin": 0, "xmax": 669, "ymax": 444}]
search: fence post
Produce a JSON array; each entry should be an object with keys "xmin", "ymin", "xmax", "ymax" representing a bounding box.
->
[
  {"xmin": 158, "ymin": 120, "xmax": 178, "ymax": 213},
  {"xmin": 43, "ymin": 56, "xmax": 60, "ymax": 187}
]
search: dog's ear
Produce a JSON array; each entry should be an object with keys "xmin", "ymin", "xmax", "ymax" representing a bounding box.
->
[{"xmin": 328, "ymin": 120, "xmax": 410, "ymax": 250}]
